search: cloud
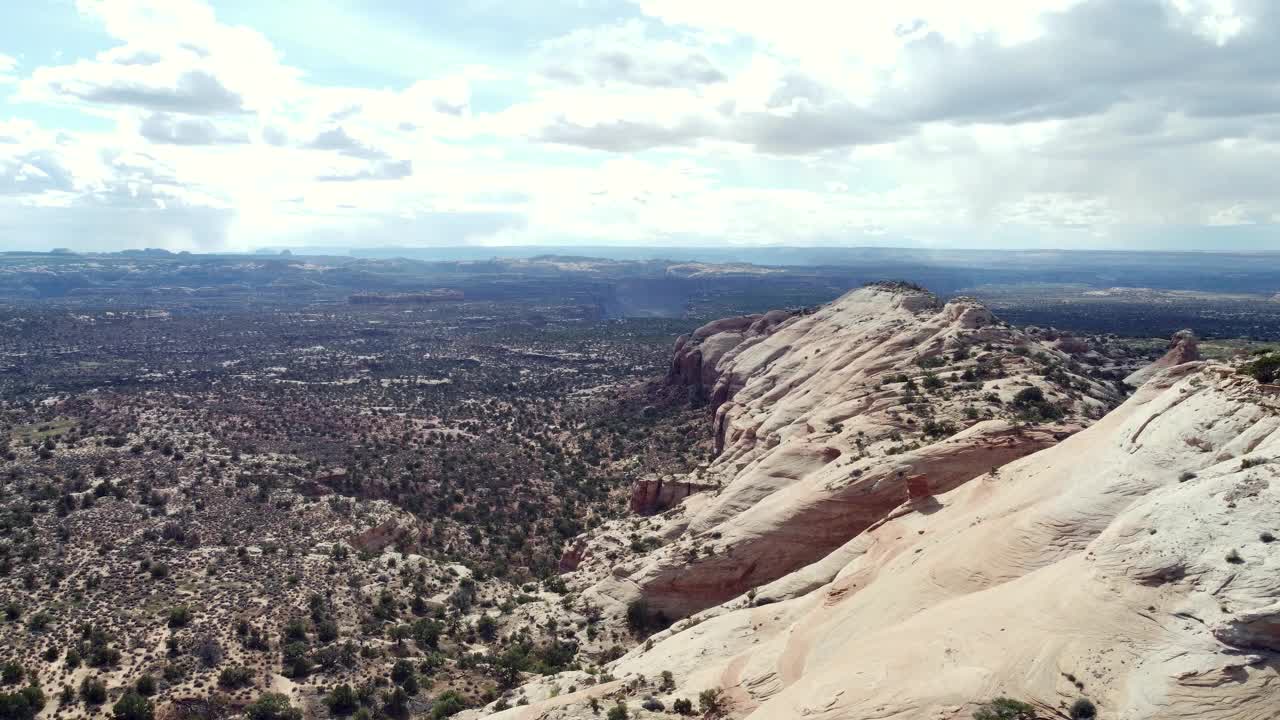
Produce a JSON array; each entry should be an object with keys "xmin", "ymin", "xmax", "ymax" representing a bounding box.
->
[
  {"xmin": 541, "ymin": 21, "xmax": 727, "ymax": 88},
  {"xmin": 0, "ymin": 54, "xmax": 17, "ymax": 84},
  {"xmin": 538, "ymin": 115, "xmax": 714, "ymax": 151},
  {"xmin": 5, "ymin": 0, "xmax": 1280, "ymax": 251},
  {"xmin": 305, "ymin": 126, "xmax": 387, "ymax": 160},
  {"xmin": 39, "ymin": 67, "xmax": 247, "ymax": 114},
  {"xmin": 0, "ymin": 149, "xmax": 78, "ymax": 195},
  {"xmin": 138, "ymin": 112, "xmax": 250, "ymax": 145},
  {"xmin": 317, "ymin": 159, "xmax": 413, "ymax": 182},
  {"xmin": 24, "ymin": 0, "xmax": 298, "ymax": 115}
]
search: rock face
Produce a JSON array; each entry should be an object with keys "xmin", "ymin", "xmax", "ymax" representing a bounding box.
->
[
  {"xmin": 487, "ymin": 360, "xmax": 1280, "ymax": 720},
  {"xmin": 1126, "ymin": 329, "xmax": 1201, "ymax": 386},
  {"xmin": 593, "ymin": 284, "xmax": 1123, "ymax": 620},
  {"xmin": 629, "ymin": 474, "xmax": 718, "ymax": 515}
]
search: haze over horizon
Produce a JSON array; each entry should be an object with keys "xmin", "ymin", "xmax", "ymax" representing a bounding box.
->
[{"xmin": 3, "ymin": 0, "xmax": 1280, "ymax": 253}]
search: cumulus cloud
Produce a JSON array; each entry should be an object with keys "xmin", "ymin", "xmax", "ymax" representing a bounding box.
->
[
  {"xmin": 6, "ymin": 0, "xmax": 1280, "ymax": 250},
  {"xmin": 317, "ymin": 159, "xmax": 413, "ymax": 182},
  {"xmin": 24, "ymin": 0, "xmax": 298, "ymax": 115},
  {"xmin": 305, "ymin": 126, "xmax": 387, "ymax": 160},
  {"xmin": 138, "ymin": 112, "xmax": 249, "ymax": 145},
  {"xmin": 0, "ymin": 149, "xmax": 78, "ymax": 195},
  {"xmin": 541, "ymin": 21, "xmax": 727, "ymax": 88},
  {"xmin": 38, "ymin": 66, "xmax": 246, "ymax": 114},
  {"xmin": 538, "ymin": 115, "xmax": 713, "ymax": 151}
]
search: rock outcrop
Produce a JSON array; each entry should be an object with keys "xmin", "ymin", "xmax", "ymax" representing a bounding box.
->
[
  {"xmin": 486, "ymin": 358, "xmax": 1280, "ymax": 720},
  {"xmin": 629, "ymin": 474, "xmax": 718, "ymax": 515},
  {"xmin": 1126, "ymin": 329, "xmax": 1201, "ymax": 386},
  {"xmin": 591, "ymin": 284, "xmax": 1124, "ymax": 620}
]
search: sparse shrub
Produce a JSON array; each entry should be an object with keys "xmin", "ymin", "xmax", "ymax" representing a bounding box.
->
[
  {"xmin": 605, "ymin": 702, "xmax": 628, "ymax": 720},
  {"xmin": 316, "ymin": 619, "xmax": 339, "ymax": 643},
  {"xmin": 167, "ymin": 606, "xmax": 192, "ymax": 628},
  {"xmin": 112, "ymin": 691, "xmax": 154, "ymax": 720},
  {"xmin": 326, "ymin": 684, "xmax": 359, "ymax": 715},
  {"xmin": 0, "ymin": 684, "xmax": 45, "ymax": 720},
  {"xmin": 383, "ymin": 687, "xmax": 409, "ymax": 718},
  {"xmin": 1070, "ymin": 698, "xmax": 1097, "ymax": 719},
  {"xmin": 476, "ymin": 615, "xmax": 498, "ymax": 642},
  {"xmin": 1241, "ymin": 456, "xmax": 1268, "ymax": 470},
  {"xmin": 135, "ymin": 674, "xmax": 157, "ymax": 697},
  {"xmin": 80, "ymin": 677, "xmax": 108, "ymax": 705},
  {"xmin": 218, "ymin": 666, "xmax": 253, "ymax": 689},
  {"xmin": 430, "ymin": 690, "xmax": 466, "ymax": 719},
  {"xmin": 1013, "ymin": 387, "xmax": 1045, "ymax": 405},
  {"xmin": 1226, "ymin": 548, "xmax": 1244, "ymax": 564},
  {"xmin": 698, "ymin": 688, "xmax": 725, "ymax": 717},
  {"xmin": 282, "ymin": 642, "xmax": 312, "ymax": 677},
  {"xmin": 1260, "ymin": 531, "xmax": 1275, "ymax": 543},
  {"xmin": 1178, "ymin": 471, "xmax": 1196, "ymax": 482},
  {"xmin": 25, "ymin": 612, "xmax": 50, "ymax": 632},
  {"xmin": 659, "ymin": 670, "xmax": 675, "ymax": 692},
  {"xmin": 283, "ymin": 618, "xmax": 308, "ymax": 642},
  {"xmin": 972, "ymin": 698, "xmax": 1035, "ymax": 720},
  {"xmin": 245, "ymin": 693, "xmax": 303, "ymax": 720},
  {"xmin": 390, "ymin": 659, "xmax": 415, "ymax": 685},
  {"xmin": 1240, "ymin": 353, "xmax": 1280, "ymax": 384},
  {"xmin": 194, "ymin": 636, "xmax": 223, "ymax": 667}
]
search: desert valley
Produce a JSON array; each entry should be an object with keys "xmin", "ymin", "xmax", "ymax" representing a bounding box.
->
[{"xmin": 2, "ymin": 251, "xmax": 1279, "ymax": 720}]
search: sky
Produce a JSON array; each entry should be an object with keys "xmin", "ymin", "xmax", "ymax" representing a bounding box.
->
[{"xmin": 1, "ymin": 0, "xmax": 1279, "ymax": 253}]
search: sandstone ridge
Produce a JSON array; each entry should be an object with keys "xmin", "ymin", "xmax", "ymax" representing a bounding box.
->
[
  {"xmin": 486, "ymin": 338, "xmax": 1280, "ymax": 720},
  {"xmin": 588, "ymin": 283, "xmax": 1123, "ymax": 620}
]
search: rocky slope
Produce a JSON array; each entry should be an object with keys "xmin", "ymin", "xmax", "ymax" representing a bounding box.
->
[
  {"xmin": 580, "ymin": 283, "xmax": 1124, "ymax": 620},
  {"xmin": 483, "ymin": 299, "xmax": 1280, "ymax": 719},
  {"xmin": 1126, "ymin": 329, "xmax": 1201, "ymax": 386}
]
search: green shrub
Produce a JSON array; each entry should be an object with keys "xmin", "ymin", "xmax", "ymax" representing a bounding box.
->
[
  {"xmin": 390, "ymin": 659, "xmax": 415, "ymax": 685},
  {"xmin": 80, "ymin": 677, "xmax": 107, "ymax": 705},
  {"xmin": 698, "ymin": 688, "xmax": 725, "ymax": 716},
  {"xmin": 217, "ymin": 666, "xmax": 253, "ymax": 689},
  {"xmin": 245, "ymin": 693, "xmax": 303, "ymax": 720},
  {"xmin": 166, "ymin": 606, "xmax": 192, "ymax": 628},
  {"xmin": 112, "ymin": 692, "xmax": 154, "ymax": 720},
  {"xmin": 973, "ymin": 697, "xmax": 1036, "ymax": 720},
  {"xmin": 1070, "ymin": 698, "xmax": 1097, "ymax": 720},
  {"xmin": 1241, "ymin": 353, "xmax": 1280, "ymax": 384},
  {"xmin": 430, "ymin": 690, "xmax": 466, "ymax": 719},
  {"xmin": 326, "ymin": 684, "xmax": 359, "ymax": 715},
  {"xmin": 606, "ymin": 702, "xmax": 628, "ymax": 720},
  {"xmin": 0, "ymin": 685, "xmax": 45, "ymax": 720},
  {"xmin": 135, "ymin": 674, "xmax": 157, "ymax": 697}
]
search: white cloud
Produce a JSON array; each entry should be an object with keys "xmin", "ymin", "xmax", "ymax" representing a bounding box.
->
[
  {"xmin": 4, "ymin": 0, "xmax": 1280, "ymax": 251},
  {"xmin": 25, "ymin": 0, "xmax": 299, "ymax": 114},
  {"xmin": 0, "ymin": 54, "xmax": 17, "ymax": 84}
]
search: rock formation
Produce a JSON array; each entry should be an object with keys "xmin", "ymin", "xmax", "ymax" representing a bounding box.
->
[
  {"xmin": 1126, "ymin": 329, "xmax": 1201, "ymax": 386},
  {"xmin": 629, "ymin": 474, "xmax": 718, "ymax": 515},
  {"xmin": 484, "ymin": 343, "xmax": 1280, "ymax": 720},
  {"xmin": 594, "ymin": 283, "xmax": 1122, "ymax": 619}
]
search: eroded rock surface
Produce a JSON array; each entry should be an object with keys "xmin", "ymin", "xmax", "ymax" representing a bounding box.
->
[
  {"xmin": 1126, "ymin": 329, "xmax": 1201, "ymax": 386},
  {"xmin": 596, "ymin": 284, "xmax": 1123, "ymax": 618},
  {"xmin": 485, "ymin": 360, "xmax": 1280, "ymax": 720}
]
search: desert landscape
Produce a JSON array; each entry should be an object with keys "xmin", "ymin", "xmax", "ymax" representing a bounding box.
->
[{"xmin": 4, "ymin": 255, "xmax": 1278, "ymax": 720}]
